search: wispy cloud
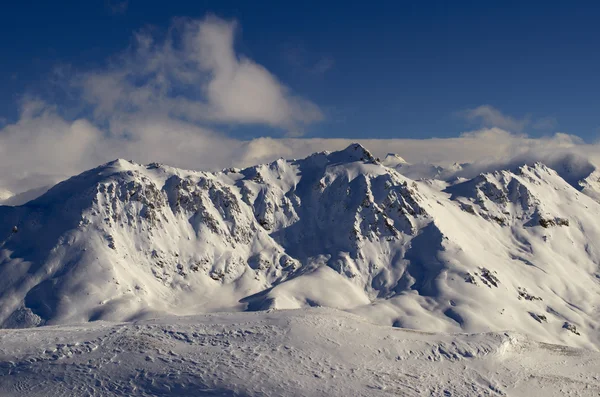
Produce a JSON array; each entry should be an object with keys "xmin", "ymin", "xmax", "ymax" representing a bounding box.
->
[
  {"xmin": 105, "ymin": 0, "xmax": 129, "ymax": 15},
  {"xmin": 532, "ymin": 116, "xmax": 558, "ymax": 130},
  {"xmin": 283, "ymin": 43, "xmax": 334, "ymax": 76},
  {"xmin": 461, "ymin": 105, "xmax": 557, "ymax": 133},
  {"xmin": 312, "ymin": 56, "xmax": 335, "ymax": 76}
]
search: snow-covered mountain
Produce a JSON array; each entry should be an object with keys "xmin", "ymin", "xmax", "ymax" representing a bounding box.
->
[{"xmin": 1, "ymin": 143, "xmax": 600, "ymax": 350}]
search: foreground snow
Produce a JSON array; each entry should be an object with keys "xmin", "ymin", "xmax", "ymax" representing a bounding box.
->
[{"xmin": 0, "ymin": 308, "xmax": 598, "ymax": 396}]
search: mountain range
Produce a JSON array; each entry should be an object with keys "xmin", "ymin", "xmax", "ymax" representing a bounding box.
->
[{"xmin": 1, "ymin": 143, "xmax": 599, "ymax": 350}]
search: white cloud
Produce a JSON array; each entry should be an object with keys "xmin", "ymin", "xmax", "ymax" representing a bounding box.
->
[
  {"xmin": 196, "ymin": 17, "xmax": 322, "ymax": 126},
  {"xmin": 461, "ymin": 105, "xmax": 557, "ymax": 133},
  {"xmin": 238, "ymin": 128, "xmax": 590, "ymax": 168},
  {"xmin": 0, "ymin": 17, "xmax": 598, "ymax": 201},
  {"xmin": 0, "ymin": 101, "xmax": 104, "ymax": 193},
  {"xmin": 2, "ymin": 101, "xmax": 598, "ymax": 199},
  {"xmin": 76, "ymin": 16, "xmax": 322, "ymax": 130},
  {"xmin": 462, "ymin": 105, "xmax": 530, "ymax": 132}
]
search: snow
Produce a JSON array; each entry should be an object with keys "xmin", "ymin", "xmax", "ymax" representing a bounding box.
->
[
  {"xmin": 0, "ymin": 308, "xmax": 598, "ymax": 396},
  {"xmin": 382, "ymin": 153, "xmax": 408, "ymax": 168},
  {"xmin": 1, "ymin": 143, "xmax": 600, "ymax": 395}
]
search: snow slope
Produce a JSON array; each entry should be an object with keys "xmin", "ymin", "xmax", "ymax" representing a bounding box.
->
[
  {"xmin": 1, "ymin": 143, "xmax": 600, "ymax": 350},
  {"xmin": 0, "ymin": 308, "xmax": 598, "ymax": 397}
]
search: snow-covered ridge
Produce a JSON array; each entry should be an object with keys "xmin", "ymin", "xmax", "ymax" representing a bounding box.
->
[{"xmin": 1, "ymin": 143, "xmax": 600, "ymax": 350}]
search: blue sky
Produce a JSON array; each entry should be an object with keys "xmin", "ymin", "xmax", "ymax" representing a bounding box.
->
[
  {"xmin": 2, "ymin": 0, "xmax": 599, "ymax": 141},
  {"xmin": 2, "ymin": 1, "xmax": 600, "ymax": 195}
]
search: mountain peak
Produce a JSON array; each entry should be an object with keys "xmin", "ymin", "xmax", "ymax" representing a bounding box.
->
[
  {"xmin": 382, "ymin": 153, "xmax": 408, "ymax": 167},
  {"xmin": 326, "ymin": 143, "xmax": 376, "ymax": 164},
  {"xmin": 100, "ymin": 158, "xmax": 140, "ymax": 172}
]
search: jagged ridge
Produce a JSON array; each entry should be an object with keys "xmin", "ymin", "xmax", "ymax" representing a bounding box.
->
[{"xmin": 1, "ymin": 144, "xmax": 600, "ymax": 350}]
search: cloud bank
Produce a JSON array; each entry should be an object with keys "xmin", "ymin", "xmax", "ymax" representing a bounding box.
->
[
  {"xmin": 0, "ymin": 16, "xmax": 599, "ymax": 201},
  {"xmin": 1, "ymin": 100, "xmax": 595, "ymax": 197}
]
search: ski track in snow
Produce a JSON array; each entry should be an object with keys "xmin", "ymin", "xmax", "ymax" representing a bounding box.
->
[{"xmin": 0, "ymin": 308, "xmax": 599, "ymax": 397}]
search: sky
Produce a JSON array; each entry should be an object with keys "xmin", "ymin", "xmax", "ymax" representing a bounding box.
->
[{"xmin": 1, "ymin": 1, "xmax": 600, "ymax": 194}]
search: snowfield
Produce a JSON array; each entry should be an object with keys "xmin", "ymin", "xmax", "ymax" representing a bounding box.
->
[
  {"xmin": 1, "ymin": 143, "xmax": 600, "ymax": 395},
  {"xmin": 1, "ymin": 308, "xmax": 599, "ymax": 396}
]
